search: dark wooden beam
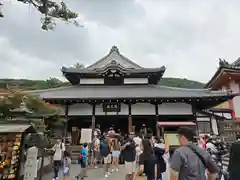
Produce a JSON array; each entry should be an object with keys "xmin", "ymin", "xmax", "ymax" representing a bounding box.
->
[
  {"xmin": 63, "ymin": 104, "xmax": 69, "ymax": 141},
  {"xmin": 128, "ymin": 103, "xmax": 132, "ymax": 133},
  {"xmin": 155, "ymin": 104, "xmax": 160, "ymax": 136},
  {"xmin": 91, "ymin": 103, "xmax": 96, "ymax": 130}
]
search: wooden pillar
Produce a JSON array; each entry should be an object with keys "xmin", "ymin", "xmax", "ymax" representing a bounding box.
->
[
  {"xmin": 209, "ymin": 115, "xmax": 213, "ymax": 135},
  {"xmin": 155, "ymin": 104, "xmax": 160, "ymax": 137},
  {"xmin": 63, "ymin": 104, "xmax": 69, "ymax": 143},
  {"xmin": 161, "ymin": 127, "xmax": 164, "ymax": 137},
  {"xmin": 192, "ymin": 104, "xmax": 199, "ymax": 137},
  {"xmin": 91, "ymin": 103, "xmax": 96, "ymax": 131},
  {"xmin": 128, "ymin": 103, "xmax": 132, "ymax": 133}
]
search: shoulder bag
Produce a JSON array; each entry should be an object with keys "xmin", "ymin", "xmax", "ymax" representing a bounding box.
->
[{"xmin": 187, "ymin": 145, "xmax": 206, "ymax": 167}]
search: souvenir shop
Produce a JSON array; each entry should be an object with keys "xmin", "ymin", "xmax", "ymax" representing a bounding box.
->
[{"xmin": 0, "ymin": 124, "xmax": 38, "ymax": 180}]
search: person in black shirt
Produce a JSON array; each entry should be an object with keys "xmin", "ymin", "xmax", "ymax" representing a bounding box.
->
[
  {"xmin": 152, "ymin": 137, "xmax": 166, "ymax": 180},
  {"xmin": 137, "ymin": 139, "xmax": 157, "ymax": 180},
  {"xmin": 122, "ymin": 132, "xmax": 136, "ymax": 180}
]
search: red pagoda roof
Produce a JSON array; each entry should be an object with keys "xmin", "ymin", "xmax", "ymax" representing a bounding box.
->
[{"xmin": 205, "ymin": 58, "xmax": 240, "ymax": 89}]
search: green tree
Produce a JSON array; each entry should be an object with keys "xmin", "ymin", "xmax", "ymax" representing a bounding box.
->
[
  {"xmin": 0, "ymin": 90, "xmax": 60, "ymax": 118},
  {"xmin": 46, "ymin": 77, "xmax": 62, "ymax": 88},
  {"xmin": 0, "ymin": 0, "xmax": 79, "ymax": 30}
]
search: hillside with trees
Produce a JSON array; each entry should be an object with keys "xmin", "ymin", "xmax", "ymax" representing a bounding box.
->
[
  {"xmin": 158, "ymin": 78, "xmax": 205, "ymax": 89},
  {"xmin": 0, "ymin": 77, "xmax": 205, "ymax": 90}
]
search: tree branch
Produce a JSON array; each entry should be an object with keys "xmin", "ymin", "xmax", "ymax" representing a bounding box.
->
[{"xmin": 0, "ymin": 0, "xmax": 79, "ymax": 30}]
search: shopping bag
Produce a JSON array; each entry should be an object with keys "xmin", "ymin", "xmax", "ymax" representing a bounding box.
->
[{"xmin": 63, "ymin": 166, "xmax": 69, "ymax": 174}]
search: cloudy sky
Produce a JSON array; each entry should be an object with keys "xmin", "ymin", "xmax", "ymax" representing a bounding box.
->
[{"xmin": 1, "ymin": 0, "xmax": 240, "ymax": 83}]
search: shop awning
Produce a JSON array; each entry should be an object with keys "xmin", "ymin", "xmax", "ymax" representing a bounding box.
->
[
  {"xmin": 0, "ymin": 124, "xmax": 33, "ymax": 133},
  {"xmin": 158, "ymin": 121, "xmax": 196, "ymax": 127}
]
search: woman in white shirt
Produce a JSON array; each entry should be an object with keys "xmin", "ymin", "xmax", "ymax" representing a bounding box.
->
[
  {"xmin": 133, "ymin": 133, "xmax": 142, "ymax": 163},
  {"xmin": 52, "ymin": 138, "xmax": 65, "ymax": 180}
]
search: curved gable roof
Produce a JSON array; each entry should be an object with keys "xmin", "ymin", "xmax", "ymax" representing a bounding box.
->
[
  {"xmin": 86, "ymin": 46, "xmax": 143, "ymax": 69},
  {"xmin": 205, "ymin": 59, "xmax": 240, "ymax": 88}
]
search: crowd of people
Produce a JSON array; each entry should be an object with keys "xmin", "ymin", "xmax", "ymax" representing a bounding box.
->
[
  {"xmin": 49, "ymin": 125, "xmax": 234, "ymax": 180},
  {"xmin": 75, "ymin": 127, "xmax": 169, "ymax": 180}
]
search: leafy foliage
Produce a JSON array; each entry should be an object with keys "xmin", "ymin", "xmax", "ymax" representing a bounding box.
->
[
  {"xmin": 0, "ymin": 77, "xmax": 68, "ymax": 90},
  {"xmin": 0, "ymin": 90, "xmax": 60, "ymax": 118},
  {"xmin": 0, "ymin": 0, "xmax": 79, "ymax": 30},
  {"xmin": 158, "ymin": 77, "xmax": 205, "ymax": 89}
]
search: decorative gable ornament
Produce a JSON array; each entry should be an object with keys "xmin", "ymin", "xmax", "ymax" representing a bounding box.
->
[{"xmin": 86, "ymin": 46, "xmax": 142, "ymax": 70}]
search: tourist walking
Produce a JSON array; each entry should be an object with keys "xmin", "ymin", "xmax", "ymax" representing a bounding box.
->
[
  {"xmin": 136, "ymin": 139, "xmax": 157, "ymax": 180},
  {"xmin": 76, "ymin": 143, "xmax": 88, "ymax": 180},
  {"xmin": 228, "ymin": 139, "xmax": 240, "ymax": 180},
  {"xmin": 52, "ymin": 138, "xmax": 65, "ymax": 180},
  {"xmin": 91, "ymin": 135, "xmax": 100, "ymax": 168},
  {"xmin": 100, "ymin": 137, "xmax": 111, "ymax": 178},
  {"xmin": 206, "ymin": 136, "xmax": 228, "ymax": 180},
  {"xmin": 133, "ymin": 133, "xmax": 142, "ymax": 164},
  {"xmin": 122, "ymin": 132, "xmax": 136, "ymax": 180},
  {"xmin": 112, "ymin": 138, "xmax": 121, "ymax": 172},
  {"xmin": 170, "ymin": 127, "xmax": 219, "ymax": 180},
  {"xmin": 63, "ymin": 151, "xmax": 71, "ymax": 180},
  {"xmin": 152, "ymin": 137, "xmax": 168, "ymax": 180},
  {"xmin": 93, "ymin": 124, "xmax": 101, "ymax": 138},
  {"xmin": 140, "ymin": 124, "xmax": 147, "ymax": 139}
]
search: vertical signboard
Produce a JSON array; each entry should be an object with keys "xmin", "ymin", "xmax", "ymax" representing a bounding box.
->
[{"xmin": 24, "ymin": 146, "xmax": 38, "ymax": 180}]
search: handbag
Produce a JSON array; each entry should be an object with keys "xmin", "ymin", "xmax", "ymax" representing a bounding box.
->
[{"xmin": 63, "ymin": 166, "xmax": 69, "ymax": 174}]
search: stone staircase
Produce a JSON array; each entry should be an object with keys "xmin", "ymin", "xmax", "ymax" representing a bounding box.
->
[{"xmin": 69, "ymin": 145, "xmax": 82, "ymax": 164}]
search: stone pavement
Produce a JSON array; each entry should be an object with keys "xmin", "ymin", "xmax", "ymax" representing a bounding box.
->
[{"xmin": 43, "ymin": 164, "xmax": 170, "ymax": 180}]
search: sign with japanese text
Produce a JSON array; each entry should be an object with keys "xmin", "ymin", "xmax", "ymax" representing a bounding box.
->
[
  {"xmin": 103, "ymin": 102, "xmax": 121, "ymax": 112},
  {"xmin": 24, "ymin": 146, "xmax": 38, "ymax": 180}
]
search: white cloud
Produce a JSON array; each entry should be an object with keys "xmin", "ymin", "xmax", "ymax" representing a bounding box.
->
[
  {"xmin": 1, "ymin": 0, "xmax": 240, "ymax": 83},
  {"xmin": 0, "ymin": 37, "xmax": 60, "ymax": 79}
]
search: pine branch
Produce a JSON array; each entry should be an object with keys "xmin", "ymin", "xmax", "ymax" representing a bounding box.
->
[{"xmin": 0, "ymin": 0, "xmax": 79, "ymax": 30}]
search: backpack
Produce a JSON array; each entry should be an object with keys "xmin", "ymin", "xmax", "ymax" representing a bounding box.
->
[
  {"xmin": 79, "ymin": 153, "xmax": 83, "ymax": 160},
  {"xmin": 78, "ymin": 147, "xmax": 83, "ymax": 163},
  {"xmin": 100, "ymin": 142, "xmax": 110, "ymax": 157}
]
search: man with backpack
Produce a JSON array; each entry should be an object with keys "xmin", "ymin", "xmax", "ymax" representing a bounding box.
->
[
  {"xmin": 170, "ymin": 127, "xmax": 219, "ymax": 180},
  {"xmin": 100, "ymin": 136, "xmax": 112, "ymax": 178}
]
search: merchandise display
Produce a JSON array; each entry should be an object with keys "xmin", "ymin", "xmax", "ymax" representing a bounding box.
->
[{"xmin": 0, "ymin": 134, "xmax": 22, "ymax": 180}]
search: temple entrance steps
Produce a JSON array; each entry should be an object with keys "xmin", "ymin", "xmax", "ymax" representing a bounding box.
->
[{"xmin": 69, "ymin": 145, "xmax": 82, "ymax": 164}]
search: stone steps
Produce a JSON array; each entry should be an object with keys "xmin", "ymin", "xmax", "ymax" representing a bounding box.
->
[{"xmin": 69, "ymin": 145, "xmax": 82, "ymax": 164}]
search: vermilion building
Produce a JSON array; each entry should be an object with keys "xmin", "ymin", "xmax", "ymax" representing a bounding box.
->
[
  {"xmin": 206, "ymin": 59, "xmax": 240, "ymax": 140},
  {"xmin": 205, "ymin": 59, "xmax": 240, "ymax": 120}
]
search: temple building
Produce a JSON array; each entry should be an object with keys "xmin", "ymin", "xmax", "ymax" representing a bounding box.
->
[
  {"xmin": 206, "ymin": 58, "xmax": 240, "ymax": 119},
  {"xmin": 33, "ymin": 46, "xmax": 237, "ymax": 137},
  {"xmin": 206, "ymin": 58, "xmax": 240, "ymax": 140}
]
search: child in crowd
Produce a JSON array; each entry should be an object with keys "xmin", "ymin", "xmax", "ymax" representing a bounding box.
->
[
  {"xmin": 76, "ymin": 143, "xmax": 88, "ymax": 180},
  {"xmin": 112, "ymin": 138, "xmax": 121, "ymax": 172},
  {"xmin": 63, "ymin": 151, "xmax": 71, "ymax": 180}
]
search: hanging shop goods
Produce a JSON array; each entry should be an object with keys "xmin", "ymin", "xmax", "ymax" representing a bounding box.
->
[{"xmin": 0, "ymin": 133, "xmax": 21, "ymax": 180}]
